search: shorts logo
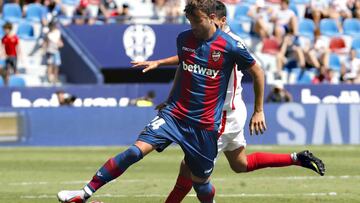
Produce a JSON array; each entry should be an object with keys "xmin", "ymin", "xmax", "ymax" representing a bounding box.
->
[
  {"xmin": 212, "ymin": 50, "xmax": 221, "ymax": 62},
  {"xmin": 204, "ymin": 167, "xmax": 213, "ymax": 174}
]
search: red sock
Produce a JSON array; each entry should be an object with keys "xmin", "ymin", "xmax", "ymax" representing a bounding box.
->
[
  {"xmin": 246, "ymin": 152, "xmax": 294, "ymax": 172},
  {"xmin": 165, "ymin": 175, "xmax": 192, "ymax": 203}
]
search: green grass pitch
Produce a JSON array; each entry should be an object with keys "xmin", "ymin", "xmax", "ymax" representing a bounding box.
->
[{"xmin": 0, "ymin": 146, "xmax": 359, "ymax": 203}]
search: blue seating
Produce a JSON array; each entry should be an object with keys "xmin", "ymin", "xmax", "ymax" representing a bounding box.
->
[
  {"xmin": 328, "ymin": 53, "xmax": 341, "ymax": 71},
  {"xmin": 229, "ymin": 21, "xmax": 250, "ymax": 39},
  {"xmin": 291, "ymin": 68, "xmax": 313, "ymax": 84},
  {"xmin": 0, "ymin": 77, "xmax": 4, "ymax": 86},
  {"xmin": 289, "ymin": 3, "xmax": 299, "ymax": 17},
  {"xmin": 234, "ymin": 5, "xmax": 251, "ymax": 22},
  {"xmin": 17, "ymin": 23, "xmax": 36, "ymax": 40},
  {"xmin": 3, "ymin": 3, "xmax": 22, "ymax": 23},
  {"xmin": 320, "ymin": 19, "xmax": 340, "ymax": 37},
  {"xmin": 352, "ymin": 37, "xmax": 360, "ymax": 50},
  {"xmin": 343, "ymin": 19, "xmax": 360, "ymax": 37},
  {"xmin": 298, "ymin": 19, "xmax": 315, "ymax": 40},
  {"xmin": 25, "ymin": 3, "xmax": 46, "ymax": 23},
  {"xmin": 292, "ymin": 0, "xmax": 310, "ymax": 4},
  {"xmin": 8, "ymin": 75, "xmax": 26, "ymax": 87}
]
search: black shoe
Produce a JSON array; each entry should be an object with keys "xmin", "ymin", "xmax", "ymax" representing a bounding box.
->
[{"xmin": 296, "ymin": 150, "xmax": 325, "ymax": 176}]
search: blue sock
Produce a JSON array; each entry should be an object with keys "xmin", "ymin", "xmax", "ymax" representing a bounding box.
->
[
  {"xmin": 87, "ymin": 145, "xmax": 143, "ymax": 192},
  {"xmin": 193, "ymin": 181, "xmax": 215, "ymax": 203}
]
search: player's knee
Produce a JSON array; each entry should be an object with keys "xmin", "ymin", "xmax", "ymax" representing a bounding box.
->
[
  {"xmin": 114, "ymin": 145, "xmax": 143, "ymax": 167},
  {"xmin": 230, "ymin": 159, "xmax": 248, "ymax": 173}
]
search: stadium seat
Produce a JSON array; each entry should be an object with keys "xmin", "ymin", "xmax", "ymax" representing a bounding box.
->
[
  {"xmin": 25, "ymin": 3, "xmax": 46, "ymax": 23},
  {"xmin": 352, "ymin": 37, "xmax": 360, "ymax": 50},
  {"xmin": 229, "ymin": 21, "xmax": 250, "ymax": 39},
  {"xmin": 343, "ymin": 19, "xmax": 360, "ymax": 37},
  {"xmin": 8, "ymin": 75, "xmax": 26, "ymax": 87},
  {"xmin": 2, "ymin": 3, "xmax": 22, "ymax": 23},
  {"xmin": 0, "ymin": 20, "xmax": 5, "ymax": 38},
  {"xmin": 292, "ymin": 68, "xmax": 313, "ymax": 84},
  {"xmin": 329, "ymin": 37, "xmax": 346, "ymax": 54},
  {"xmin": 319, "ymin": 19, "xmax": 340, "ymax": 37},
  {"xmin": 328, "ymin": 53, "xmax": 341, "ymax": 71},
  {"xmin": 293, "ymin": 0, "xmax": 310, "ymax": 4},
  {"xmin": 17, "ymin": 23, "xmax": 36, "ymax": 40},
  {"xmin": 298, "ymin": 19, "xmax": 315, "ymax": 40},
  {"xmin": 289, "ymin": 3, "xmax": 299, "ymax": 17},
  {"xmin": 261, "ymin": 37, "xmax": 280, "ymax": 55},
  {"xmin": 233, "ymin": 5, "xmax": 251, "ymax": 22},
  {"xmin": 0, "ymin": 77, "xmax": 4, "ymax": 86}
]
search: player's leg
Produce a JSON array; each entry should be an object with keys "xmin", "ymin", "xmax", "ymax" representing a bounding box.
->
[
  {"xmin": 58, "ymin": 141, "xmax": 154, "ymax": 203},
  {"xmin": 224, "ymin": 145, "xmax": 325, "ymax": 175},
  {"xmin": 182, "ymin": 127, "xmax": 218, "ymax": 203},
  {"xmin": 58, "ymin": 115, "xmax": 174, "ymax": 203},
  {"xmin": 165, "ymin": 160, "xmax": 192, "ymax": 203},
  {"xmin": 191, "ymin": 175, "xmax": 215, "ymax": 203}
]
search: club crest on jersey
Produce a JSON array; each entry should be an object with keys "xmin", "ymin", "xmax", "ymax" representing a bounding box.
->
[{"xmin": 212, "ymin": 50, "xmax": 221, "ymax": 62}]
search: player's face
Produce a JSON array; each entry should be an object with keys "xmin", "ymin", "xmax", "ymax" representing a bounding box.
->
[
  {"xmin": 186, "ymin": 9, "xmax": 215, "ymax": 40},
  {"xmin": 213, "ymin": 16, "xmax": 227, "ymax": 31}
]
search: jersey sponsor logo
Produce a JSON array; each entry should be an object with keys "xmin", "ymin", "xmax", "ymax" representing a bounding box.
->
[
  {"xmin": 182, "ymin": 61, "xmax": 220, "ymax": 79},
  {"xmin": 123, "ymin": 25, "xmax": 156, "ymax": 61},
  {"xmin": 212, "ymin": 50, "xmax": 221, "ymax": 62},
  {"xmin": 182, "ymin": 46, "xmax": 196, "ymax": 53}
]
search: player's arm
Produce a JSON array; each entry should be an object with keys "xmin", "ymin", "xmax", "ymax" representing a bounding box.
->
[
  {"xmin": 232, "ymin": 40, "xmax": 267, "ymax": 135},
  {"xmin": 247, "ymin": 63, "xmax": 267, "ymax": 135},
  {"xmin": 131, "ymin": 55, "xmax": 179, "ymax": 73}
]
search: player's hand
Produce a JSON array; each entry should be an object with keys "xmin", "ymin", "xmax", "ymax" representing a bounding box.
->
[
  {"xmin": 131, "ymin": 61, "xmax": 160, "ymax": 73},
  {"xmin": 249, "ymin": 111, "xmax": 267, "ymax": 135}
]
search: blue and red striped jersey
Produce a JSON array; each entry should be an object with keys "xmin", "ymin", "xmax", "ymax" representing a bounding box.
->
[{"xmin": 162, "ymin": 29, "xmax": 255, "ymax": 131}]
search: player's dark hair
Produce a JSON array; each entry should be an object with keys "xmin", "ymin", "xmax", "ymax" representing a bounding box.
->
[
  {"xmin": 215, "ymin": 0, "xmax": 226, "ymax": 18},
  {"xmin": 184, "ymin": 0, "xmax": 217, "ymax": 17}
]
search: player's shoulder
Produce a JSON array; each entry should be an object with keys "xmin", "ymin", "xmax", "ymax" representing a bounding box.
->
[
  {"xmin": 177, "ymin": 29, "xmax": 193, "ymax": 40},
  {"xmin": 219, "ymin": 30, "xmax": 247, "ymax": 50}
]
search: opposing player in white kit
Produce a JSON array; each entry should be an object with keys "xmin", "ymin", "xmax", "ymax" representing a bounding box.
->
[{"xmin": 132, "ymin": 1, "xmax": 325, "ymax": 202}]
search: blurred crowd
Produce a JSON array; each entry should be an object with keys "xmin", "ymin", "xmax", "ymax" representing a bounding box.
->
[{"xmin": 0, "ymin": 0, "xmax": 360, "ymax": 86}]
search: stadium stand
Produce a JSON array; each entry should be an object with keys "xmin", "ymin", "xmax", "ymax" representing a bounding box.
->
[{"xmin": 0, "ymin": 0, "xmax": 359, "ymax": 86}]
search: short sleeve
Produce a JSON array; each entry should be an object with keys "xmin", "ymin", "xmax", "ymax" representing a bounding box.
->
[{"xmin": 231, "ymin": 40, "xmax": 256, "ymax": 70}]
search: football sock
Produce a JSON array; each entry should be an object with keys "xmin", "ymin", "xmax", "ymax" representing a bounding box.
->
[
  {"xmin": 193, "ymin": 182, "xmax": 215, "ymax": 203},
  {"xmin": 165, "ymin": 175, "xmax": 193, "ymax": 203},
  {"xmin": 246, "ymin": 152, "xmax": 294, "ymax": 172},
  {"xmin": 86, "ymin": 145, "xmax": 143, "ymax": 193}
]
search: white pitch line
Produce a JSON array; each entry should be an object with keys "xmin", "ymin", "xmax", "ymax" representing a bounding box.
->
[
  {"xmin": 7, "ymin": 175, "xmax": 360, "ymax": 186},
  {"xmin": 21, "ymin": 192, "xmax": 338, "ymax": 199}
]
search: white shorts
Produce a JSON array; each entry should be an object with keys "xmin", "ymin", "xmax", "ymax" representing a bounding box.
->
[{"xmin": 217, "ymin": 100, "xmax": 247, "ymax": 153}]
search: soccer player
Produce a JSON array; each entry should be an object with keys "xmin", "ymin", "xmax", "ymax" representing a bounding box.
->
[
  {"xmin": 132, "ymin": 1, "xmax": 325, "ymax": 202},
  {"xmin": 58, "ymin": 1, "xmax": 260, "ymax": 202}
]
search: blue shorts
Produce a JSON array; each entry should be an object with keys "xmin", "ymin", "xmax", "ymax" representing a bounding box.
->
[{"xmin": 138, "ymin": 111, "xmax": 218, "ymax": 178}]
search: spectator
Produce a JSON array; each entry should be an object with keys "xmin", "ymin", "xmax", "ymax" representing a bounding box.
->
[
  {"xmin": 56, "ymin": 90, "xmax": 76, "ymax": 106},
  {"xmin": 343, "ymin": 49, "xmax": 360, "ymax": 83},
  {"xmin": 84, "ymin": 0, "xmax": 101, "ymax": 24},
  {"xmin": 312, "ymin": 66, "xmax": 339, "ymax": 84},
  {"xmin": 266, "ymin": 81, "xmax": 293, "ymax": 103},
  {"xmin": 43, "ymin": 21, "xmax": 63, "ymax": 84},
  {"xmin": 271, "ymin": 0, "xmax": 298, "ymax": 43},
  {"xmin": 117, "ymin": 3, "xmax": 131, "ymax": 23},
  {"xmin": 99, "ymin": 0, "xmax": 121, "ymax": 23},
  {"xmin": 152, "ymin": 0, "xmax": 167, "ymax": 22},
  {"xmin": 130, "ymin": 90, "xmax": 155, "ymax": 107},
  {"xmin": 1, "ymin": 22, "xmax": 20, "ymax": 85},
  {"xmin": 247, "ymin": 0, "xmax": 272, "ymax": 39},
  {"xmin": 305, "ymin": 0, "xmax": 330, "ymax": 26},
  {"xmin": 275, "ymin": 33, "xmax": 305, "ymax": 78}
]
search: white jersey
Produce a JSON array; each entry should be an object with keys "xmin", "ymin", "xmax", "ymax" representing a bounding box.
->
[
  {"xmin": 222, "ymin": 26, "xmax": 244, "ymax": 111},
  {"xmin": 218, "ymin": 26, "xmax": 249, "ymax": 153}
]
